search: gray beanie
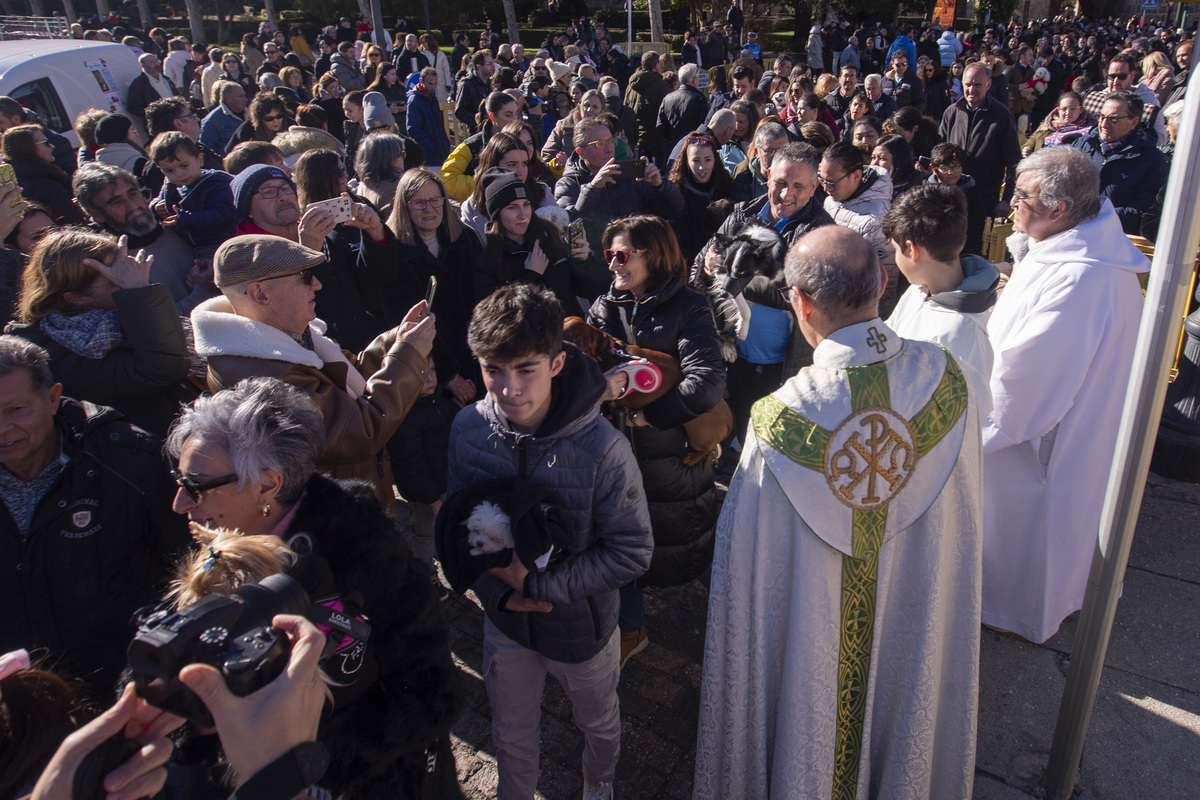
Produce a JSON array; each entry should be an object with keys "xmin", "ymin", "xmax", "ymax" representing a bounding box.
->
[{"xmin": 362, "ymin": 91, "xmax": 396, "ymax": 130}]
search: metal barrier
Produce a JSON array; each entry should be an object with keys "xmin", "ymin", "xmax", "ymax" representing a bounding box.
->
[{"xmin": 0, "ymin": 15, "xmax": 69, "ymax": 40}]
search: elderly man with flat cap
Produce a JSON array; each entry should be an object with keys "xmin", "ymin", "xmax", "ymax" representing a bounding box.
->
[
  {"xmin": 696, "ymin": 224, "xmax": 984, "ymax": 799},
  {"xmin": 190, "ymin": 234, "xmax": 435, "ymax": 512}
]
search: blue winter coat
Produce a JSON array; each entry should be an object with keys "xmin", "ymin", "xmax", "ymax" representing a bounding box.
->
[
  {"xmin": 406, "ymin": 88, "xmax": 451, "ymax": 169},
  {"xmin": 938, "ymin": 30, "xmax": 963, "ymax": 66},
  {"xmin": 1071, "ymin": 128, "xmax": 1170, "ymax": 234},
  {"xmin": 885, "ymin": 35, "xmax": 917, "ymax": 72},
  {"xmin": 199, "ymin": 106, "xmax": 243, "ymax": 157},
  {"xmin": 158, "ymin": 169, "xmax": 237, "ymax": 258}
]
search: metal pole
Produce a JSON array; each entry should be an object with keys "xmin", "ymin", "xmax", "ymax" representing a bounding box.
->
[
  {"xmin": 1042, "ymin": 54, "xmax": 1200, "ymax": 800},
  {"xmin": 627, "ymin": 0, "xmax": 632, "ymax": 56}
]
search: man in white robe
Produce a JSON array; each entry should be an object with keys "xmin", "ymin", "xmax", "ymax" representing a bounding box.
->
[
  {"xmin": 982, "ymin": 146, "xmax": 1149, "ymax": 643},
  {"xmin": 695, "ymin": 226, "xmax": 984, "ymax": 800}
]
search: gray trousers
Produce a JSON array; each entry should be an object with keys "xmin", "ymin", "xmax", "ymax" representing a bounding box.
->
[{"xmin": 483, "ymin": 616, "xmax": 621, "ymax": 799}]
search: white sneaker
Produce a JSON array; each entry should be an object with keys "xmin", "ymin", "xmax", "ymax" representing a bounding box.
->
[{"xmin": 583, "ymin": 780, "xmax": 614, "ymax": 800}]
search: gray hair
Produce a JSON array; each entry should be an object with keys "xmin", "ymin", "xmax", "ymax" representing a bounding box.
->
[
  {"xmin": 1016, "ymin": 146, "xmax": 1101, "ymax": 225},
  {"xmin": 864, "ymin": 73, "xmax": 882, "ymax": 89},
  {"xmin": 772, "ymin": 141, "xmax": 820, "ymax": 176},
  {"xmin": 354, "ymin": 132, "xmax": 405, "ymax": 185},
  {"xmin": 784, "ymin": 228, "xmax": 880, "ymax": 317},
  {"xmin": 1162, "ymin": 99, "xmax": 1185, "ymax": 125},
  {"xmin": 73, "ymin": 162, "xmax": 137, "ymax": 213},
  {"xmin": 755, "ymin": 121, "xmax": 787, "ymax": 146},
  {"xmin": 679, "ymin": 63, "xmax": 699, "ymax": 86},
  {"xmin": 166, "ymin": 378, "xmax": 326, "ymax": 505},
  {"xmin": 709, "ymin": 108, "xmax": 736, "ymax": 135},
  {"xmin": 600, "ymin": 81, "xmax": 620, "ymax": 98},
  {"xmin": 0, "ymin": 335, "xmax": 53, "ymax": 395}
]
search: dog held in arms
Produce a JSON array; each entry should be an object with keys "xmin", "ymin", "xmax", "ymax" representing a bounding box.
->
[
  {"xmin": 692, "ymin": 223, "xmax": 787, "ymax": 362},
  {"xmin": 563, "ymin": 317, "xmax": 734, "ymax": 467}
]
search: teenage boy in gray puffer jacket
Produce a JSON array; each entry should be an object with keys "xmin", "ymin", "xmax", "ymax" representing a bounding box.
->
[{"xmin": 447, "ymin": 283, "xmax": 652, "ymax": 800}]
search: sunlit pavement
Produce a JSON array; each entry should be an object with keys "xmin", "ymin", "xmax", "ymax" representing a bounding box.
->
[{"xmin": 442, "ymin": 475, "xmax": 1200, "ymax": 799}]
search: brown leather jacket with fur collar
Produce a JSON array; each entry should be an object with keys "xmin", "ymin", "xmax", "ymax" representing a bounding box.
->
[{"xmin": 191, "ymin": 296, "xmax": 429, "ymax": 512}]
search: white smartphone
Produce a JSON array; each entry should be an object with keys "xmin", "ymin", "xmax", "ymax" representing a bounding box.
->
[{"xmin": 307, "ymin": 195, "xmax": 353, "ymax": 224}]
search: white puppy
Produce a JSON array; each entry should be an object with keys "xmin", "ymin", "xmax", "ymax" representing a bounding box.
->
[{"xmin": 466, "ymin": 500, "xmax": 513, "ymax": 555}]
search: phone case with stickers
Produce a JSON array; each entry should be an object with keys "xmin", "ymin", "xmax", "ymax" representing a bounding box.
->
[{"xmin": 308, "ymin": 195, "xmax": 353, "ymax": 224}]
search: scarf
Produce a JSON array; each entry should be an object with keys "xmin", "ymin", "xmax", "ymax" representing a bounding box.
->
[{"xmin": 40, "ymin": 309, "xmax": 126, "ymax": 358}]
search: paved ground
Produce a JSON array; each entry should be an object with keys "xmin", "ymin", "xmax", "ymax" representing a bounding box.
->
[{"xmin": 442, "ymin": 472, "xmax": 1200, "ymax": 799}]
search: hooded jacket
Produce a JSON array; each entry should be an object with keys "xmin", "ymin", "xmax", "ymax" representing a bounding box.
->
[
  {"xmin": 624, "ymin": 68, "xmax": 669, "ymax": 155},
  {"xmin": 588, "ymin": 275, "xmax": 726, "ymax": 586},
  {"xmin": 330, "ymin": 52, "xmax": 366, "ymax": 91},
  {"xmin": 190, "ymin": 297, "xmax": 428, "ymax": 511},
  {"xmin": 157, "ymin": 169, "xmax": 237, "ymax": 258},
  {"xmin": 823, "ymin": 164, "xmax": 897, "ymax": 291},
  {"xmin": 938, "ymin": 30, "xmax": 963, "ymax": 66},
  {"xmin": 406, "ymin": 86, "xmax": 452, "ymax": 168},
  {"xmin": 447, "ymin": 343, "xmax": 653, "ymax": 663},
  {"xmin": 886, "ymin": 253, "xmax": 999, "ymax": 418},
  {"xmin": 438, "ymin": 118, "xmax": 497, "ymax": 201},
  {"xmin": 0, "ymin": 398, "xmax": 188, "ymax": 693}
]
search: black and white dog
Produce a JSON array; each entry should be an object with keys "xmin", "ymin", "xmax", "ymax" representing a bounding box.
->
[{"xmin": 701, "ymin": 223, "xmax": 787, "ymax": 361}]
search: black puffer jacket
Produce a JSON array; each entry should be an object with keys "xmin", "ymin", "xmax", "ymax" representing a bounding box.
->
[
  {"xmin": 288, "ymin": 475, "xmax": 464, "ymax": 799},
  {"xmin": 588, "ymin": 275, "xmax": 726, "ymax": 586},
  {"xmin": 0, "ymin": 399, "xmax": 187, "ymax": 695},
  {"xmin": 8, "ymin": 156, "xmax": 81, "ymax": 224}
]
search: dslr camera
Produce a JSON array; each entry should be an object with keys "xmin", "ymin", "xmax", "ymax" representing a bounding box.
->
[{"xmin": 127, "ymin": 573, "xmax": 311, "ymax": 727}]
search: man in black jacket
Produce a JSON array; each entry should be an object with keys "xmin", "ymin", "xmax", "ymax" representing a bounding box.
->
[
  {"xmin": 455, "ymin": 50, "xmax": 494, "ymax": 135},
  {"xmin": 656, "ymin": 63, "xmax": 708, "ymax": 154},
  {"xmin": 0, "ymin": 336, "xmax": 187, "ymax": 694},
  {"xmin": 126, "ymin": 53, "xmax": 178, "ymax": 123},
  {"xmin": 394, "ymin": 33, "xmax": 430, "ymax": 83}
]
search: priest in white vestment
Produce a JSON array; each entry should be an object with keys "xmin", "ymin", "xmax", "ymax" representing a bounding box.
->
[
  {"xmin": 695, "ymin": 226, "xmax": 984, "ymax": 800},
  {"xmin": 982, "ymin": 146, "xmax": 1149, "ymax": 643}
]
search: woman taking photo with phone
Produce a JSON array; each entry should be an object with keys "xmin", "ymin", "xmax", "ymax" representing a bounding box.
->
[{"xmin": 387, "ymin": 167, "xmax": 480, "ymax": 406}]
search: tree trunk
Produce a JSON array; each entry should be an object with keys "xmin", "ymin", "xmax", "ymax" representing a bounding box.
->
[
  {"xmin": 649, "ymin": 0, "xmax": 664, "ymax": 43},
  {"xmin": 29, "ymin": 0, "xmax": 45, "ymax": 16},
  {"xmin": 137, "ymin": 0, "xmax": 152, "ymax": 33},
  {"xmin": 61, "ymin": 0, "xmax": 78, "ymax": 24},
  {"xmin": 185, "ymin": 0, "xmax": 205, "ymax": 46},
  {"xmin": 263, "ymin": 0, "xmax": 277, "ymax": 31},
  {"xmin": 96, "ymin": 0, "xmax": 111, "ymax": 19},
  {"xmin": 503, "ymin": 0, "xmax": 519, "ymax": 44}
]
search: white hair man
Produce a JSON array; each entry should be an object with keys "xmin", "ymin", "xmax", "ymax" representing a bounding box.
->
[
  {"xmin": 190, "ymin": 235, "xmax": 435, "ymax": 512},
  {"xmin": 696, "ymin": 224, "xmax": 983, "ymax": 799},
  {"xmin": 656, "ymin": 62, "xmax": 707, "ymax": 153},
  {"xmin": 982, "ymin": 146, "xmax": 1149, "ymax": 642},
  {"xmin": 127, "ymin": 52, "xmax": 178, "ymax": 122}
]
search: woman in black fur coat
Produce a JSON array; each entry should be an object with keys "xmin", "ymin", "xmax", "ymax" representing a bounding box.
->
[{"xmin": 165, "ymin": 378, "xmax": 464, "ymax": 799}]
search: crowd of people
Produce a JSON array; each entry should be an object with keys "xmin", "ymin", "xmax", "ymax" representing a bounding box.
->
[{"xmin": 0, "ymin": 5, "xmax": 1190, "ymax": 800}]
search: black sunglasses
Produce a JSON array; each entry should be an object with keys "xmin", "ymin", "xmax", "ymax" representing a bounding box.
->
[
  {"xmin": 172, "ymin": 468, "xmax": 238, "ymax": 502},
  {"xmin": 263, "ymin": 267, "xmax": 317, "ymax": 285}
]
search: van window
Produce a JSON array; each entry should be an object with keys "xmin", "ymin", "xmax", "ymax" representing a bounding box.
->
[{"xmin": 9, "ymin": 78, "xmax": 69, "ymax": 134}]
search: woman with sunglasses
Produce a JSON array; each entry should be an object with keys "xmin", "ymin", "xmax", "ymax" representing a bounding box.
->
[
  {"xmin": 586, "ymin": 214, "xmax": 725, "ymax": 666},
  {"xmin": 361, "ymin": 44, "xmax": 386, "ymax": 86},
  {"xmin": 165, "ymin": 377, "xmax": 465, "ymax": 800},
  {"xmin": 387, "ymin": 168, "xmax": 480, "ymax": 406},
  {"xmin": 228, "ymin": 93, "xmax": 293, "ymax": 150},
  {"xmin": 6, "ymin": 228, "xmax": 196, "ymax": 437},
  {"xmin": 667, "ymin": 131, "xmax": 733, "ymax": 261}
]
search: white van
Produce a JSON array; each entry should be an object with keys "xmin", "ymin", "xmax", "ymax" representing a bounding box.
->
[{"xmin": 0, "ymin": 40, "xmax": 143, "ymax": 147}]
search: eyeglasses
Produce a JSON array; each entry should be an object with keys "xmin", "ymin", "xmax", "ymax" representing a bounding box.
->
[
  {"xmin": 262, "ymin": 267, "xmax": 317, "ymax": 285},
  {"xmin": 172, "ymin": 469, "xmax": 238, "ymax": 502},
  {"xmin": 818, "ymin": 173, "xmax": 850, "ymax": 190},
  {"xmin": 177, "ymin": 112, "xmax": 197, "ymax": 121},
  {"xmin": 261, "ymin": 113, "xmax": 283, "ymax": 122},
  {"xmin": 1097, "ymin": 113, "xmax": 1133, "ymax": 124},
  {"xmin": 604, "ymin": 248, "xmax": 635, "ymax": 265},
  {"xmin": 685, "ymin": 133, "xmax": 715, "ymax": 146},
  {"xmin": 758, "ymin": 146, "xmax": 780, "ymax": 157},
  {"xmin": 1106, "ymin": 72, "xmax": 1130, "ymax": 80},
  {"xmin": 584, "ymin": 137, "xmax": 614, "ymax": 149},
  {"xmin": 255, "ymin": 184, "xmax": 296, "ymax": 200},
  {"xmin": 406, "ymin": 196, "xmax": 445, "ymax": 210},
  {"xmin": 1011, "ymin": 190, "xmax": 1038, "ymax": 206}
]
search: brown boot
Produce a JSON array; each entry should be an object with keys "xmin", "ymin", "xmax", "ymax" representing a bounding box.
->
[{"xmin": 619, "ymin": 625, "xmax": 648, "ymax": 669}]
